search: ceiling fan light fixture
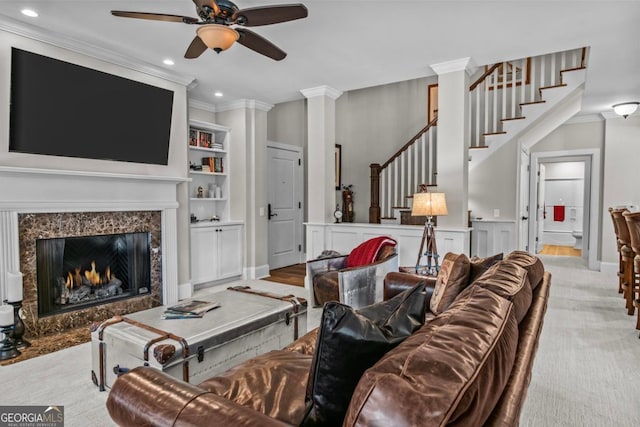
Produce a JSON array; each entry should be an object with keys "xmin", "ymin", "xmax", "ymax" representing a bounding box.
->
[
  {"xmin": 197, "ymin": 24, "xmax": 239, "ymax": 53},
  {"xmin": 612, "ymin": 102, "xmax": 639, "ymax": 118}
]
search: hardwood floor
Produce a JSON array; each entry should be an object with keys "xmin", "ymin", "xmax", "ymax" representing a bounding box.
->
[
  {"xmin": 264, "ymin": 263, "xmax": 306, "ymax": 287},
  {"xmin": 538, "ymin": 244, "xmax": 582, "ymax": 257}
]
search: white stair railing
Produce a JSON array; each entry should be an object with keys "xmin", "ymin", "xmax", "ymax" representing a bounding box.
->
[
  {"xmin": 369, "ymin": 118, "xmax": 437, "ymax": 223},
  {"xmin": 468, "ymin": 47, "xmax": 587, "ymax": 148}
]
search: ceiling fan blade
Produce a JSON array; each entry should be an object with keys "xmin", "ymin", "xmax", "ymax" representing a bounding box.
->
[
  {"xmin": 111, "ymin": 11, "xmax": 199, "ymax": 24},
  {"xmin": 236, "ymin": 28, "xmax": 286, "ymax": 61},
  {"xmin": 233, "ymin": 4, "xmax": 308, "ymax": 27},
  {"xmin": 185, "ymin": 36, "xmax": 209, "ymax": 59}
]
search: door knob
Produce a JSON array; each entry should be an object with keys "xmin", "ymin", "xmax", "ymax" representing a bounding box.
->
[{"xmin": 521, "ymin": 216, "xmax": 529, "ymax": 220}]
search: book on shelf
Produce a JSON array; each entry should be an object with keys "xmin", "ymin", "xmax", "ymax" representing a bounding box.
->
[
  {"xmin": 164, "ymin": 299, "xmax": 221, "ymax": 316},
  {"xmin": 189, "ymin": 129, "xmax": 198, "ymax": 146}
]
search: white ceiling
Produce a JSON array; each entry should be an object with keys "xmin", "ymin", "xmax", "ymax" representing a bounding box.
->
[{"xmin": 1, "ymin": 0, "xmax": 639, "ymax": 116}]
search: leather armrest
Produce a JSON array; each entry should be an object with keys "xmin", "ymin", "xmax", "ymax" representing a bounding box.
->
[
  {"xmin": 384, "ymin": 272, "xmax": 436, "ymax": 302},
  {"xmin": 107, "ymin": 367, "xmax": 290, "ymax": 427}
]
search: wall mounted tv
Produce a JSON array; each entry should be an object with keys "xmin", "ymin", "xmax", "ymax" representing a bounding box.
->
[{"xmin": 9, "ymin": 48, "xmax": 174, "ymax": 165}]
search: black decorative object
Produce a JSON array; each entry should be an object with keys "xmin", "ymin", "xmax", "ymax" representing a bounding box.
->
[
  {"xmin": 0, "ymin": 324, "xmax": 20, "ymax": 361},
  {"xmin": 8, "ymin": 301, "xmax": 30, "ymax": 349}
]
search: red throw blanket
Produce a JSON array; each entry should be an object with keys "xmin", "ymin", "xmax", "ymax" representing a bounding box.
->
[
  {"xmin": 346, "ymin": 236, "xmax": 397, "ymax": 268},
  {"xmin": 553, "ymin": 205, "xmax": 565, "ymax": 222}
]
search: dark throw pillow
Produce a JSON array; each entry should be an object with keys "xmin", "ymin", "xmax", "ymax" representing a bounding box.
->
[{"xmin": 301, "ymin": 282, "xmax": 427, "ymax": 426}]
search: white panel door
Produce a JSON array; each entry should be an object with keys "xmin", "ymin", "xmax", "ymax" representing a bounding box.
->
[
  {"xmin": 218, "ymin": 225, "xmax": 243, "ymax": 279},
  {"xmin": 519, "ymin": 150, "xmax": 530, "ymax": 251},
  {"xmin": 190, "ymin": 227, "xmax": 216, "ymax": 284},
  {"xmin": 535, "ymin": 164, "xmax": 546, "ymax": 253},
  {"xmin": 267, "ymin": 145, "xmax": 303, "ymax": 269}
]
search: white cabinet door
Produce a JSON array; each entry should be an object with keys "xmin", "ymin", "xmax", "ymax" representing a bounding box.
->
[
  {"xmin": 190, "ymin": 227, "xmax": 217, "ymax": 284},
  {"xmin": 218, "ymin": 225, "xmax": 243, "ymax": 279}
]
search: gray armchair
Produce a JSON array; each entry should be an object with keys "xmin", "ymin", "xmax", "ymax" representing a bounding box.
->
[{"xmin": 305, "ymin": 240, "xmax": 399, "ymax": 309}]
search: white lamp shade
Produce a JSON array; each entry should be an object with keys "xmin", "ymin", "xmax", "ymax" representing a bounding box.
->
[
  {"xmin": 196, "ymin": 24, "xmax": 239, "ymax": 51},
  {"xmin": 613, "ymin": 102, "xmax": 639, "ymax": 117},
  {"xmin": 411, "ymin": 192, "xmax": 448, "ymax": 217}
]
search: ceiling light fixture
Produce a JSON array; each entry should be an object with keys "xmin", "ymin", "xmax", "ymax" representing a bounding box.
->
[
  {"xmin": 214, "ymin": 91, "xmax": 224, "ymax": 97},
  {"xmin": 196, "ymin": 24, "xmax": 239, "ymax": 53},
  {"xmin": 21, "ymin": 9, "xmax": 38, "ymax": 18},
  {"xmin": 163, "ymin": 59, "xmax": 175, "ymax": 66},
  {"xmin": 612, "ymin": 102, "xmax": 639, "ymax": 119}
]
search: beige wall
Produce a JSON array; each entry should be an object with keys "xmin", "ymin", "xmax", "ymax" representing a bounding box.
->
[
  {"xmin": 601, "ymin": 115, "xmax": 640, "ymax": 263},
  {"xmin": 531, "ymin": 120, "xmax": 604, "ymax": 153}
]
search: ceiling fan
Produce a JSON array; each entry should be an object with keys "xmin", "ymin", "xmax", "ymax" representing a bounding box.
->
[{"xmin": 111, "ymin": 0, "xmax": 308, "ymax": 61}]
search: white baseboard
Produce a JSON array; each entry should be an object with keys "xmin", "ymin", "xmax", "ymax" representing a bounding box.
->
[
  {"xmin": 599, "ymin": 261, "xmax": 618, "ymax": 275},
  {"xmin": 178, "ymin": 281, "xmax": 193, "ymax": 300},
  {"xmin": 244, "ymin": 264, "xmax": 270, "ymax": 280}
]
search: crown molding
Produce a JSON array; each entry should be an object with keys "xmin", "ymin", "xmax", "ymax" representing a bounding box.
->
[
  {"xmin": 430, "ymin": 57, "xmax": 475, "ymax": 76},
  {"xmin": 188, "ymin": 99, "xmax": 218, "ymax": 113},
  {"xmin": 300, "ymin": 86, "xmax": 343, "ymax": 100},
  {"xmin": 216, "ymin": 99, "xmax": 274, "ymax": 112},
  {"xmin": 0, "ymin": 16, "xmax": 195, "ymax": 87}
]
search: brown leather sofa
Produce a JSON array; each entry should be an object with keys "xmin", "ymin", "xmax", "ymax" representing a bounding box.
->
[{"xmin": 107, "ymin": 250, "xmax": 550, "ymax": 427}]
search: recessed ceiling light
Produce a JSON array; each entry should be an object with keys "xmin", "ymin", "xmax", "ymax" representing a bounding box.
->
[
  {"xmin": 214, "ymin": 91, "xmax": 224, "ymax": 97},
  {"xmin": 163, "ymin": 59, "xmax": 175, "ymax": 66},
  {"xmin": 21, "ymin": 9, "xmax": 38, "ymax": 18}
]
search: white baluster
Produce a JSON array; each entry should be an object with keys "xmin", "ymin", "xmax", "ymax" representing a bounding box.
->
[
  {"xmin": 561, "ymin": 51, "xmax": 566, "ymax": 72},
  {"xmin": 550, "ymin": 53, "xmax": 556, "ymax": 85},
  {"xmin": 530, "ymin": 56, "xmax": 536, "ymax": 102},
  {"xmin": 541, "ymin": 56, "xmax": 546, "ymax": 88},
  {"xmin": 520, "ymin": 58, "xmax": 526, "ymax": 111},
  {"xmin": 421, "ymin": 133, "xmax": 427, "ymax": 184},
  {"xmin": 501, "ymin": 62, "xmax": 507, "ymax": 120},
  {"xmin": 484, "ymin": 78, "xmax": 489, "ymax": 136},
  {"xmin": 511, "ymin": 59, "xmax": 517, "ymax": 117}
]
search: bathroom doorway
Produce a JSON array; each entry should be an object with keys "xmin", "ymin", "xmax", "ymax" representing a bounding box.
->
[{"xmin": 529, "ymin": 149, "xmax": 601, "ymax": 269}]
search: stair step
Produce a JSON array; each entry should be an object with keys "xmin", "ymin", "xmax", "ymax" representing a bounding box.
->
[
  {"xmin": 380, "ymin": 216, "xmax": 396, "ymax": 220},
  {"xmin": 500, "ymin": 116, "xmax": 526, "ymax": 122},
  {"xmin": 520, "ymin": 100, "xmax": 546, "ymax": 107},
  {"xmin": 391, "ymin": 206, "xmax": 410, "ymax": 210},
  {"xmin": 560, "ymin": 66, "xmax": 586, "ymax": 74},
  {"xmin": 539, "ymin": 83, "xmax": 567, "ymax": 96},
  {"xmin": 483, "ymin": 131, "xmax": 507, "ymax": 136},
  {"xmin": 469, "ymin": 145, "xmax": 489, "ymax": 150}
]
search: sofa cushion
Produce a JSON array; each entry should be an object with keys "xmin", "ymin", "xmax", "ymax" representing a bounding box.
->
[
  {"xmin": 346, "ymin": 236, "xmax": 397, "ymax": 268},
  {"xmin": 198, "ymin": 350, "xmax": 312, "ymax": 425},
  {"xmin": 471, "ymin": 261, "xmax": 532, "ymax": 323},
  {"xmin": 468, "ymin": 252, "xmax": 504, "ymax": 285},
  {"xmin": 503, "ymin": 251, "xmax": 545, "ymax": 290},
  {"xmin": 344, "ymin": 285, "xmax": 519, "ymax": 427},
  {"xmin": 301, "ymin": 282, "xmax": 427, "ymax": 426},
  {"xmin": 429, "ymin": 252, "xmax": 471, "ymax": 315}
]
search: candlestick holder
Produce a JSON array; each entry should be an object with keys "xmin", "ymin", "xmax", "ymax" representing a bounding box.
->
[
  {"xmin": 6, "ymin": 300, "xmax": 30, "ymax": 349},
  {"xmin": 0, "ymin": 324, "xmax": 20, "ymax": 361}
]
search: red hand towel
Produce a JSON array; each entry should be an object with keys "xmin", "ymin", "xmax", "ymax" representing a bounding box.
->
[{"xmin": 553, "ymin": 205, "xmax": 565, "ymax": 222}]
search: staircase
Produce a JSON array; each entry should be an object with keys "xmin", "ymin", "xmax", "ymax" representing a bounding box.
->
[
  {"xmin": 468, "ymin": 47, "xmax": 588, "ymax": 168},
  {"xmin": 369, "ymin": 47, "xmax": 589, "ymax": 223}
]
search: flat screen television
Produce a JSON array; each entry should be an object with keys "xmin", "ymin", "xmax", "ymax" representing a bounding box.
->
[{"xmin": 9, "ymin": 48, "xmax": 174, "ymax": 165}]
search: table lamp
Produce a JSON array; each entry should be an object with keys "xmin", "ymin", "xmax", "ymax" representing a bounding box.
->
[{"xmin": 411, "ymin": 192, "xmax": 448, "ymax": 275}]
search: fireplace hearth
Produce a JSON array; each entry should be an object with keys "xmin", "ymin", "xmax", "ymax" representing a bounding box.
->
[{"xmin": 36, "ymin": 232, "xmax": 151, "ymax": 317}]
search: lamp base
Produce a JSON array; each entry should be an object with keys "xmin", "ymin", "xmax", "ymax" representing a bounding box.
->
[{"xmin": 415, "ymin": 217, "xmax": 440, "ymax": 276}]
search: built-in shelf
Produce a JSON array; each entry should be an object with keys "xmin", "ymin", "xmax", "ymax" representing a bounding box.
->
[
  {"xmin": 190, "ymin": 197, "xmax": 227, "ymax": 201},
  {"xmin": 189, "ymin": 171, "xmax": 227, "ymax": 176},
  {"xmin": 188, "ymin": 146, "xmax": 226, "ymax": 154}
]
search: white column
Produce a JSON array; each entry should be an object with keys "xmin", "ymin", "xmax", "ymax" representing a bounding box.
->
[
  {"xmin": 431, "ymin": 58, "xmax": 473, "ymax": 228},
  {"xmin": 0, "ymin": 211, "xmax": 20, "ymax": 303},
  {"xmin": 301, "ymin": 86, "xmax": 343, "ymax": 223}
]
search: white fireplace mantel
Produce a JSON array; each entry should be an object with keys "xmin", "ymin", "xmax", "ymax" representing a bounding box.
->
[{"xmin": 0, "ymin": 166, "xmax": 189, "ymax": 306}]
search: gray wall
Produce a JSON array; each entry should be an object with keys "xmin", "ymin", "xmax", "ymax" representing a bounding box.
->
[{"xmin": 267, "ymin": 77, "xmax": 436, "ymax": 224}]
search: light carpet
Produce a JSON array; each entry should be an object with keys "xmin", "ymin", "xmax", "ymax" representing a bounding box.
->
[{"xmin": 1, "ymin": 259, "xmax": 638, "ymax": 426}]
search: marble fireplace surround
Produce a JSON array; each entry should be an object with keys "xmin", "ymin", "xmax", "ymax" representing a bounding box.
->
[{"xmin": 0, "ymin": 166, "xmax": 186, "ymax": 338}]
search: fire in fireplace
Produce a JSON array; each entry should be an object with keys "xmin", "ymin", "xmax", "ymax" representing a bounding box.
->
[{"xmin": 36, "ymin": 232, "xmax": 151, "ymax": 316}]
